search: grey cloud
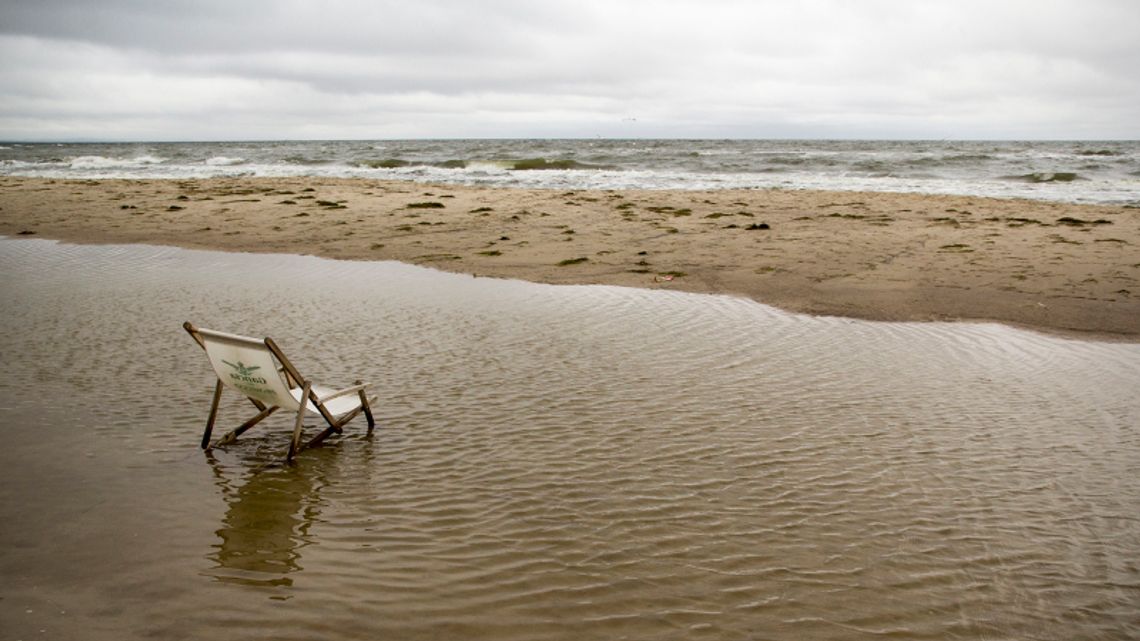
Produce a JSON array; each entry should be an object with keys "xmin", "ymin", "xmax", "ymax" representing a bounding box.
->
[
  {"xmin": 1, "ymin": 0, "xmax": 1138, "ymax": 140},
  {"xmin": 0, "ymin": 0, "xmax": 581, "ymax": 56}
]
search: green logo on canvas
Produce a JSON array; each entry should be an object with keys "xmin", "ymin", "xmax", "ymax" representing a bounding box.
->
[{"xmin": 223, "ymin": 360, "xmax": 268, "ymax": 385}]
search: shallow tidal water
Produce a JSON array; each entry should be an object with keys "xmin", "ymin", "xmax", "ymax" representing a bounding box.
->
[{"xmin": 1, "ymin": 237, "xmax": 1138, "ymax": 640}]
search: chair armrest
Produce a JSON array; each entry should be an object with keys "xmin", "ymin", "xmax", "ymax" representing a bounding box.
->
[{"xmin": 313, "ymin": 382, "xmax": 371, "ymax": 404}]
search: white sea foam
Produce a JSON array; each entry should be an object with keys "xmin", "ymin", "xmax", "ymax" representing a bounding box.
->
[
  {"xmin": 68, "ymin": 154, "xmax": 166, "ymax": 169},
  {"xmin": 2, "ymin": 140, "xmax": 1137, "ymax": 205},
  {"xmin": 204, "ymin": 156, "xmax": 245, "ymax": 166}
]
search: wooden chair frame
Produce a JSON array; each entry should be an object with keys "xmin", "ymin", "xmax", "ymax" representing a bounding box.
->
[{"xmin": 184, "ymin": 321, "xmax": 376, "ymax": 460}]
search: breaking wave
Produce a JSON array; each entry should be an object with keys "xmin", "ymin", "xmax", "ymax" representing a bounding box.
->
[
  {"xmin": 204, "ymin": 156, "xmax": 245, "ymax": 166},
  {"xmin": 355, "ymin": 158, "xmax": 469, "ymax": 170},
  {"xmin": 1006, "ymin": 172, "xmax": 1086, "ymax": 183},
  {"xmin": 1, "ymin": 140, "xmax": 1137, "ymax": 204},
  {"xmin": 69, "ymin": 154, "xmax": 166, "ymax": 169}
]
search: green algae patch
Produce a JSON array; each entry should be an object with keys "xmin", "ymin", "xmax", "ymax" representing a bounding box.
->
[
  {"xmin": 1056, "ymin": 216, "xmax": 1113, "ymax": 227},
  {"xmin": 435, "ymin": 159, "xmax": 468, "ymax": 169},
  {"xmin": 1006, "ymin": 217, "xmax": 1045, "ymax": 227},
  {"xmin": 357, "ymin": 159, "xmax": 410, "ymax": 169},
  {"xmin": 939, "ymin": 244, "xmax": 974, "ymax": 253},
  {"xmin": 510, "ymin": 158, "xmax": 607, "ymax": 171},
  {"xmin": 1012, "ymin": 172, "xmax": 1083, "ymax": 183}
]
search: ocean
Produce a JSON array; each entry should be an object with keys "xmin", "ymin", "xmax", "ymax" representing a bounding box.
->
[{"xmin": 2, "ymin": 139, "xmax": 1138, "ymax": 205}]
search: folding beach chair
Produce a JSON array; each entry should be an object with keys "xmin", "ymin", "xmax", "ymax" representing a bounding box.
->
[{"xmin": 184, "ymin": 322, "xmax": 376, "ymax": 460}]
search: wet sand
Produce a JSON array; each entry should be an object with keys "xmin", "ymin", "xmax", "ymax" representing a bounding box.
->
[{"xmin": 2, "ymin": 176, "xmax": 1137, "ymax": 339}]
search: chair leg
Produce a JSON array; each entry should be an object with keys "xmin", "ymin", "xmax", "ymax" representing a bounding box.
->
[
  {"xmin": 287, "ymin": 381, "xmax": 311, "ymax": 461},
  {"xmin": 306, "ymin": 424, "xmax": 341, "ymax": 449},
  {"xmin": 357, "ymin": 380, "xmax": 376, "ymax": 433},
  {"xmin": 202, "ymin": 380, "xmax": 224, "ymax": 449}
]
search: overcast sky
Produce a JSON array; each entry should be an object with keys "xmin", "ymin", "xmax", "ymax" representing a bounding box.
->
[{"xmin": 1, "ymin": 0, "xmax": 1137, "ymax": 141}]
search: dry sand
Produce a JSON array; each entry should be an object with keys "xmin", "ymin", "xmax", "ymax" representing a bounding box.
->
[{"xmin": 2, "ymin": 176, "xmax": 1138, "ymax": 339}]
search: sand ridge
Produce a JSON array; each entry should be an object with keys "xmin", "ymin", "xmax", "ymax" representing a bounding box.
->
[{"xmin": 2, "ymin": 176, "xmax": 1138, "ymax": 339}]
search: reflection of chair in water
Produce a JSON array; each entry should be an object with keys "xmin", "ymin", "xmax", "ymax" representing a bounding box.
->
[
  {"xmin": 184, "ymin": 322, "xmax": 376, "ymax": 460},
  {"xmin": 206, "ymin": 453, "xmax": 316, "ymax": 588}
]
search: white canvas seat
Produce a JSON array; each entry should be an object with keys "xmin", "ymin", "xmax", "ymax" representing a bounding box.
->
[{"xmin": 184, "ymin": 322, "xmax": 376, "ymax": 460}]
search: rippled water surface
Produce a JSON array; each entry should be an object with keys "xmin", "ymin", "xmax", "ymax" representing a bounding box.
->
[
  {"xmin": 3, "ymin": 139, "xmax": 1139, "ymax": 204},
  {"xmin": 1, "ymin": 238, "xmax": 1138, "ymax": 640}
]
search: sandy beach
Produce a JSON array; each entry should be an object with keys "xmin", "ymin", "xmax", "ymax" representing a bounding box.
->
[{"xmin": 2, "ymin": 176, "xmax": 1137, "ymax": 339}]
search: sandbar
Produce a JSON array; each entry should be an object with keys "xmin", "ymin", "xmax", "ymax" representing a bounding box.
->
[{"xmin": 2, "ymin": 176, "xmax": 1137, "ymax": 340}]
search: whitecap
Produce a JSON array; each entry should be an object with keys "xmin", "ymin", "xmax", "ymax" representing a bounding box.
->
[{"xmin": 69, "ymin": 155, "xmax": 166, "ymax": 169}]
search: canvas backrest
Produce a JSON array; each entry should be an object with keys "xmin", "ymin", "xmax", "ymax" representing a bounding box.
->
[{"xmin": 197, "ymin": 328, "xmax": 300, "ymax": 411}]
